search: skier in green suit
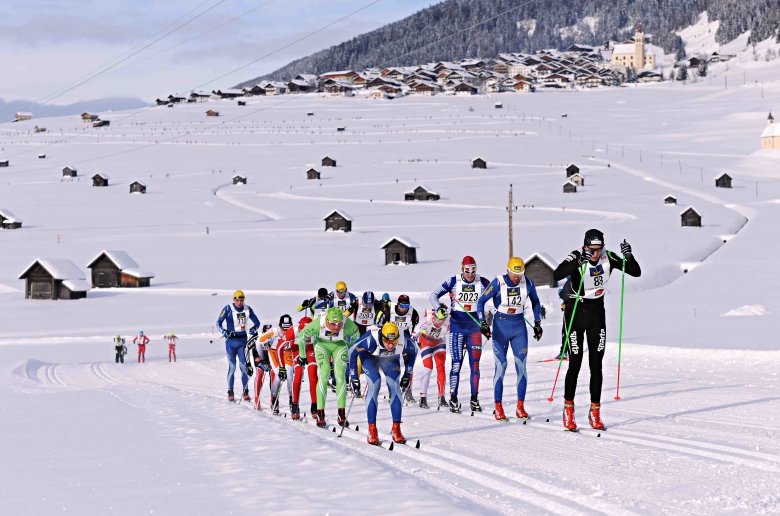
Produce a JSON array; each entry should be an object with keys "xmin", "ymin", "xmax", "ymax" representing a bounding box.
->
[{"xmin": 296, "ymin": 307, "xmax": 360, "ymax": 428}]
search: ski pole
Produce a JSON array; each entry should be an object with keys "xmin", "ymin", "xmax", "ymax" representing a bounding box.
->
[
  {"xmin": 614, "ymin": 253, "xmax": 627, "ymax": 401},
  {"xmin": 548, "ymin": 263, "xmax": 587, "ymax": 402},
  {"xmin": 339, "ymin": 383, "xmax": 363, "ymax": 438}
]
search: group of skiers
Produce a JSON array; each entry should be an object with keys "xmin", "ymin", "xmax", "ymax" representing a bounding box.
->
[
  {"xmin": 113, "ymin": 332, "xmax": 179, "ymax": 363},
  {"xmin": 216, "ymin": 228, "xmax": 640, "ymax": 443}
]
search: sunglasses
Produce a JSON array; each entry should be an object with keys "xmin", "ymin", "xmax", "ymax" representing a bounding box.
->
[
  {"xmin": 462, "ymin": 268, "xmax": 476, "ymax": 274},
  {"xmin": 398, "ymin": 303, "xmax": 410, "ymax": 309},
  {"xmin": 585, "ymin": 246, "xmax": 603, "ymax": 252},
  {"xmin": 234, "ymin": 296, "xmax": 245, "ymax": 300},
  {"xmin": 336, "ymin": 289, "xmax": 347, "ymax": 294}
]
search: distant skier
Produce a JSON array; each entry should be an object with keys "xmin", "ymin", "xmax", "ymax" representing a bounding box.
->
[
  {"xmin": 477, "ymin": 257, "xmax": 542, "ymax": 421},
  {"xmin": 329, "ymin": 281, "xmax": 357, "ymax": 314},
  {"xmin": 164, "ymin": 332, "xmax": 178, "ymax": 362},
  {"xmin": 351, "ymin": 291, "xmax": 383, "ymax": 336},
  {"xmin": 133, "ymin": 331, "xmax": 149, "ymax": 363},
  {"xmin": 413, "ymin": 307, "xmax": 450, "ymax": 409},
  {"xmin": 296, "ymin": 307, "xmax": 360, "ymax": 428},
  {"xmin": 348, "ymin": 322, "xmax": 417, "ymax": 445},
  {"xmin": 430, "ymin": 256, "xmax": 490, "ymax": 413},
  {"xmin": 114, "ymin": 335, "xmax": 127, "ymax": 363},
  {"xmin": 298, "ymin": 287, "xmax": 331, "ymax": 319},
  {"xmin": 217, "ymin": 290, "xmax": 261, "ymax": 402},
  {"xmin": 378, "ymin": 294, "xmax": 419, "ymax": 403},
  {"xmin": 553, "ymin": 229, "xmax": 641, "ymax": 431}
]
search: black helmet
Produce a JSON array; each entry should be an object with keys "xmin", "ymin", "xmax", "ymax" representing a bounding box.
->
[
  {"xmin": 397, "ymin": 294, "xmax": 410, "ymax": 305},
  {"xmin": 279, "ymin": 314, "xmax": 293, "ymax": 329},
  {"xmin": 262, "ymin": 324, "xmax": 273, "ymax": 333},
  {"xmin": 317, "ymin": 287, "xmax": 328, "ymax": 299},
  {"xmin": 584, "ymin": 229, "xmax": 604, "ymax": 246}
]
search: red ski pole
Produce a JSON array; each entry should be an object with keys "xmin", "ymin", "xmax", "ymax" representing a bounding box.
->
[{"xmin": 547, "ymin": 263, "xmax": 586, "ymax": 402}]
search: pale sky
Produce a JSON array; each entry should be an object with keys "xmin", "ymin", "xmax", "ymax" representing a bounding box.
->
[{"xmin": 0, "ymin": 0, "xmax": 441, "ymax": 104}]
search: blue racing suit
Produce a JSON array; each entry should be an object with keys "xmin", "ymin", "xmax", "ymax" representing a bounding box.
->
[
  {"xmin": 348, "ymin": 329, "xmax": 417, "ymax": 424},
  {"xmin": 430, "ymin": 274, "xmax": 490, "ymax": 397},
  {"xmin": 217, "ymin": 303, "xmax": 261, "ymax": 391},
  {"xmin": 477, "ymin": 274, "xmax": 541, "ymax": 403}
]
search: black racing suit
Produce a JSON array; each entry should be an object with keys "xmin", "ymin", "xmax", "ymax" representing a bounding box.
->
[{"xmin": 553, "ymin": 250, "xmax": 640, "ymax": 404}]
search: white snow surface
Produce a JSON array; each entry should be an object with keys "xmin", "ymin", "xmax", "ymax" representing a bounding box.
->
[{"xmin": 1, "ymin": 50, "xmax": 780, "ymax": 514}]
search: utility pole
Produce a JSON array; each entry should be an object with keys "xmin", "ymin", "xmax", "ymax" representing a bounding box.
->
[{"xmin": 507, "ymin": 184, "xmax": 517, "ymax": 258}]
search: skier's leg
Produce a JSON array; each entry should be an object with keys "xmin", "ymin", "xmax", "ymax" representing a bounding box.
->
[
  {"xmin": 563, "ymin": 329, "xmax": 586, "ymax": 401},
  {"xmin": 491, "ymin": 328, "xmax": 509, "ymax": 403},
  {"xmin": 433, "ymin": 345, "xmax": 446, "ymax": 397},
  {"xmin": 587, "ymin": 312, "xmax": 607, "ymax": 404},
  {"xmin": 225, "ymin": 339, "xmax": 237, "ymax": 390},
  {"xmin": 418, "ymin": 341, "xmax": 434, "ymax": 398},
  {"xmin": 306, "ymin": 344, "xmax": 318, "ymax": 405},
  {"xmin": 314, "ymin": 343, "xmax": 332, "ymax": 410},
  {"xmin": 510, "ymin": 328, "xmax": 529, "ymax": 401},
  {"xmin": 172, "ymin": 347, "xmax": 176, "ymax": 362},
  {"xmin": 333, "ymin": 345, "xmax": 349, "ymax": 409},
  {"xmin": 467, "ymin": 331, "xmax": 482, "ymax": 397},
  {"xmin": 363, "ymin": 358, "xmax": 380, "ymax": 424},
  {"xmin": 382, "ymin": 358, "xmax": 403, "ymax": 422},
  {"xmin": 448, "ymin": 333, "xmax": 465, "ymax": 396},
  {"xmin": 236, "ymin": 340, "xmax": 249, "ymax": 390}
]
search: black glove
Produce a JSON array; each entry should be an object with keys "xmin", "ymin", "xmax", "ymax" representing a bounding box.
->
[
  {"xmin": 533, "ymin": 322, "xmax": 543, "ymax": 341},
  {"xmin": 296, "ymin": 355, "xmax": 307, "ymax": 367},
  {"xmin": 245, "ymin": 362, "xmax": 254, "ymax": 377},
  {"xmin": 301, "ymin": 298, "xmax": 312, "ymax": 309},
  {"xmin": 259, "ymin": 359, "xmax": 271, "ymax": 372},
  {"xmin": 350, "ymin": 377, "xmax": 361, "ymax": 394},
  {"xmin": 479, "ymin": 320, "xmax": 491, "ymax": 339},
  {"xmin": 400, "ymin": 375, "xmax": 410, "ymax": 390},
  {"xmin": 278, "ymin": 367, "xmax": 287, "ymax": 381},
  {"xmin": 620, "ymin": 239, "xmax": 632, "ymax": 258},
  {"xmin": 222, "ymin": 330, "xmax": 232, "ymax": 339},
  {"xmin": 581, "ymin": 247, "xmax": 593, "ymax": 264},
  {"xmin": 566, "ymin": 250, "xmax": 581, "ymax": 263}
]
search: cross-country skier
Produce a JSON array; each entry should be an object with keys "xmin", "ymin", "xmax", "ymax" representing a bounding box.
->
[
  {"xmin": 429, "ymin": 256, "xmax": 490, "ymax": 413},
  {"xmin": 298, "ymin": 287, "xmax": 331, "ymax": 319},
  {"xmin": 286, "ymin": 316, "xmax": 314, "ymax": 419},
  {"xmin": 377, "ymin": 294, "xmax": 419, "ymax": 403},
  {"xmin": 351, "ymin": 291, "xmax": 383, "ymax": 336},
  {"xmin": 296, "ymin": 307, "xmax": 360, "ymax": 428},
  {"xmin": 133, "ymin": 331, "xmax": 149, "ymax": 363},
  {"xmin": 349, "ymin": 322, "xmax": 417, "ymax": 445},
  {"xmin": 477, "ymin": 257, "xmax": 543, "ymax": 421},
  {"xmin": 254, "ymin": 315, "xmax": 294, "ymax": 414},
  {"xmin": 217, "ymin": 290, "xmax": 261, "ymax": 402},
  {"xmin": 114, "ymin": 335, "xmax": 126, "ymax": 363},
  {"xmin": 553, "ymin": 229, "xmax": 641, "ymax": 431},
  {"xmin": 413, "ymin": 307, "xmax": 450, "ymax": 409},
  {"xmin": 164, "ymin": 332, "xmax": 178, "ymax": 362},
  {"xmin": 329, "ymin": 281, "xmax": 357, "ymax": 314}
]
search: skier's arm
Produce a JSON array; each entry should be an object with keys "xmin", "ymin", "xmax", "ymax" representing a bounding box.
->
[
  {"xmin": 297, "ymin": 319, "xmax": 319, "ymax": 355},
  {"xmin": 477, "ymin": 278, "xmax": 500, "ymax": 322},
  {"xmin": 608, "ymin": 250, "xmax": 641, "ymax": 278},
  {"xmin": 348, "ymin": 333, "xmax": 372, "ymax": 378},
  {"xmin": 247, "ymin": 307, "xmax": 261, "ymax": 335},
  {"xmin": 553, "ymin": 251, "xmax": 582, "ymax": 282},
  {"xmin": 402, "ymin": 337, "xmax": 418, "ymax": 375},
  {"xmin": 344, "ymin": 319, "xmax": 360, "ymax": 346},
  {"xmin": 217, "ymin": 305, "xmax": 230, "ymax": 334},
  {"xmin": 526, "ymin": 278, "xmax": 542, "ymax": 323},
  {"xmin": 411, "ymin": 309, "xmax": 420, "ymax": 333},
  {"xmin": 429, "ymin": 278, "xmax": 454, "ymax": 310}
]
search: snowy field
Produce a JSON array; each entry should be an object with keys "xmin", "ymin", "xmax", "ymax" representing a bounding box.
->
[{"xmin": 2, "ymin": 53, "xmax": 780, "ymax": 514}]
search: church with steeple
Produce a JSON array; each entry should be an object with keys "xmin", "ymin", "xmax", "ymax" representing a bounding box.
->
[{"xmin": 610, "ymin": 22, "xmax": 655, "ymax": 70}]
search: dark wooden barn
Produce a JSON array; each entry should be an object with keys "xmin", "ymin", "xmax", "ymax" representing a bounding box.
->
[
  {"xmin": 472, "ymin": 158, "xmax": 487, "ymax": 169},
  {"xmin": 563, "ymin": 181, "xmax": 577, "ymax": 193},
  {"xmin": 323, "ymin": 210, "xmax": 353, "ymax": 232},
  {"xmin": 206, "ymin": 109, "xmax": 220, "ymax": 117},
  {"xmin": 87, "ymin": 250, "xmax": 154, "ymax": 288},
  {"xmin": 715, "ymin": 173, "xmax": 732, "ymax": 188},
  {"xmin": 566, "ymin": 164, "xmax": 580, "ymax": 177},
  {"xmin": 63, "ymin": 166, "xmax": 78, "ymax": 177},
  {"xmin": 92, "ymin": 173, "xmax": 109, "ymax": 187},
  {"xmin": 404, "ymin": 185, "xmax": 440, "ymax": 201},
  {"xmin": 129, "ymin": 181, "xmax": 147, "ymax": 194},
  {"xmin": 381, "ymin": 237, "xmax": 418, "ymax": 265},
  {"xmin": 664, "ymin": 195, "xmax": 677, "ymax": 205},
  {"xmin": 232, "ymin": 175, "xmax": 247, "ymax": 185},
  {"xmin": 322, "ymin": 156, "xmax": 337, "ymax": 167},
  {"xmin": 0, "ymin": 160, "xmax": 8, "ymax": 167},
  {"xmin": 524, "ymin": 253, "xmax": 558, "ymax": 288},
  {"xmin": 307, "ymin": 168, "xmax": 321, "ymax": 180},
  {"xmin": 93, "ymin": 120, "xmax": 110, "ymax": 128},
  {"xmin": 237, "ymin": 100, "xmax": 246, "ymax": 106},
  {"xmin": 0, "ymin": 208, "xmax": 22, "ymax": 229},
  {"xmin": 681, "ymin": 206, "xmax": 702, "ymax": 227},
  {"xmin": 18, "ymin": 258, "xmax": 89, "ymax": 300}
]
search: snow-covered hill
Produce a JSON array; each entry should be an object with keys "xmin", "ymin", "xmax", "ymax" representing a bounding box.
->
[{"xmin": 1, "ymin": 54, "xmax": 779, "ymax": 513}]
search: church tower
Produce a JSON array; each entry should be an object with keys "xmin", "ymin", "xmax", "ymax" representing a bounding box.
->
[{"xmin": 634, "ymin": 21, "xmax": 645, "ymax": 68}]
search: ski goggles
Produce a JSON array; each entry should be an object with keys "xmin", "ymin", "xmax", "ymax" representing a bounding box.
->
[
  {"xmin": 462, "ymin": 265, "xmax": 477, "ymax": 274},
  {"xmin": 336, "ymin": 288, "xmax": 347, "ymax": 295},
  {"xmin": 233, "ymin": 296, "xmax": 245, "ymax": 300},
  {"xmin": 398, "ymin": 303, "xmax": 410, "ymax": 310}
]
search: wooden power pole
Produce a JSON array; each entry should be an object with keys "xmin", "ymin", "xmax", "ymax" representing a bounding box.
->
[{"xmin": 507, "ymin": 184, "xmax": 516, "ymax": 258}]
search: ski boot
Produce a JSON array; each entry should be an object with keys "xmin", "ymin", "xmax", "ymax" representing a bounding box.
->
[
  {"xmin": 367, "ymin": 423, "xmax": 380, "ymax": 445},
  {"xmin": 555, "ymin": 350, "xmax": 568, "ymax": 360},
  {"xmin": 391, "ymin": 422, "xmax": 407, "ymax": 444},
  {"xmin": 419, "ymin": 396, "xmax": 429, "ymax": 409},
  {"xmin": 242, "ymin": 388, "xmax": 250, "ymax": 401},
  {"xmin": 337, "ymin": 408, "xmax": 349, "ymax": 428},
  {"xmin": 515, "ymin": 400, "xmax": 529, "ymax": 420},
  {"xmin": 328, "ymin": 376, "xmax": 337, "ymax": 393},
  {"xmin": 449, "ymin": 395, "xmax": 461, "ymax": 413},
  {"xmin": 589, "ymin": 402, "xmax": 606, "ymax": 430},
  {"xmin": 404, "ymin": 388, "xmax": 416, "ymax": 404},
  {"xmin": 310, "ymin": 403, "xmax": 317, "ymax": 418},
  {"xmin": 470, "ymin": 395, "xmax": 482, "ymax": 413},
  {"xmin": 227, "ymin": 389, "xmax": 235, "ymax": 402},
  {"xmin": 291, "ymin": 402, "xmax": 300, "ymax": 421},
  {"xmin": 494, "ymin": 402, "xmax": 507, "ymax": 421},
  {"xmin": 315, "ymin": 409, "xmax": 327, "ymax": 428},
  {"xmin": 439, "ymin": 396, "xmax": 447, "ymax": 409},
  {"xmin": 271, "ymin": 396, "xmax": 280, "ymax": 416},
  {"xmin": 563, "ymin": 400, "xmax": 577, "ymax": 431}
]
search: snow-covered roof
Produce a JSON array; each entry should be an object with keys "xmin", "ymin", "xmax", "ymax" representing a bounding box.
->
[
  {"xmin": 525, "ymin": 252, "xmax": 557, "ymax": 270},
  {"xmin": 761, "ymin": 123, "xmax": 780, "ymax": 138},
  {"xmin": 404, "ymin": 184, "xmax": 439, "ymax": 195},
  {"xmin": 563, "ymin": 180, "xmax": 577, "ymax": 186},
  {"xmin": 681, "ymin": 206, "xmax": 701, "ymax": 216},
  {"xmin": 380, "ymin": 237, "xmax": 419, "ymax": 249},
  {"xmin": 87, "ymin": 250, "xmax": 155, "ymax": 278},
  {"xmin": 130, "ymin": 181, "xmax": 146, "ymax": 187},
  {"xmin": 323, "ymin": 210, "xmax": 353, "ymax": 222},
  {"xmin": 18, "ymin": 258, "xmax": 87, "ymax": 287},
  {"xmin": 612, "ymin": 43, "xmax": 636, "ymax": 56},
  {"xmin": 0, "ymin": 208, "xmax": 21, "ymax": 223},
  {"xmin": 63, "ymin": 279, "xmax": 91, "ymax": 292},
  {"xmin": 92, "ymin": 173, "xmax": 110, "ymax": 179},
  {"xmin": 715, "ymin": 172, "xmax": 731, "ymax": 179}
]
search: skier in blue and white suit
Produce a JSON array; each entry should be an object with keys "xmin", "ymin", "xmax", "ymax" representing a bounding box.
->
[
  {"xmin": 217, "ymin": 290, "xmax": 261, "ymax": 402},
  {"xmin": 348, "ymin": 322, "xmax": 417, "ymax": 445},
  {"xmin": 477, "ymin": 257, "xmax": 542, "ymax": 421},
  {"xmin": 429, "ymin": 255, "xmax": 491, "ymax": 413}
]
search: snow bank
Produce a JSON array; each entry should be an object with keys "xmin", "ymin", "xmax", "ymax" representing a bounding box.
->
[{"xmin": 722, "ymin": 304, "xmax": 771, "ymax": 316}]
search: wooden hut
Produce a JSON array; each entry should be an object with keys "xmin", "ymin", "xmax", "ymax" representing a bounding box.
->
[
  {"xmin": 93, "ymin": 120, "xmax": 110, "ymax": 128},
  {"xmin": 206, "ymin": 109, "xmax": 220, "ymax": 117},
  {"xmin": 715, "ymin": 173, "xmax": 732, "ymax": 188},
  {"xmin": 404, "ymin": 185, "xmax": 440, "ymax": 201},
  {"xmin": 129, "ymin": 181, "xmax": 147, "ymax": 194},
  {"xmin": 306, "ymin": 168, "xmax": 321, "ymax": 180},
  {"xmin": 0, "ymin": 208, "xmax": 22, "ymax": 229},
  {"xmin": 472, "ymin": 157, "xmax": 487, "ymax": 169},
  {"xmin": 81, "ymin": 112, "xmax": 99, "ymax": 122},
  {"xmin": 63, "ymin": 166, "xmax": 78, "ymax": 177},
  {"xmin": 87, "ymin": 250, "xmax": 154, "ymax": 288},
  {"xmin": 494, "ymin": 102, "xmax": 503, "ymax": 109},
  {"xmin": 381, "ymin": 237, "xmax": 418, "ymax": 265},
  {"xmin": 524, "ymin": 252, "xmax": 558, "ymax": 288},
  {"xmin": 563, "ymin": 181, "xmax": 577, "ymax": 193},
  {"xmin": 337, "ymin": 127, "xmax": 346, "ymax": 132},
  {"xmin": 323, "ymin": 210, "xmax": 353, "ymax": 232},
  {"xmin": 322, "ymin": 156, "xmax": 337, "ymax": 167},
  {"xmin": 92, "ymin": 173, "xmax": 110, "ymax": 187},
  {"xmin": 0, "ymin": 160, "xmax": 8, "ymax": 167},
  {"xmin": 237, "ymin": 100, "xmax": 246, "ymax": 106},
  {"xmin": 38, "ymin": 154, "xmax": 46, "ymax": 159},
  {"xmin": 569, "ymin": 173, "xmax": 584, "ymax": 186},
  {"xmin": 18, "ymin": 258, "xmax": 89, "ymax": 300},
  {"xmin": 566, "ymin": 163, "xmax": 580, "ymax": 177},
  {"xmin": 664, "ymin": 195, "xmax": 677, "ymax": 205},
  {"xmin": 232, "ymin": 175, "xmax": 247, "ymax": 185},
  {"xmin": 681, "ymin": 206, "xmax": 702, "ymax": 227}
]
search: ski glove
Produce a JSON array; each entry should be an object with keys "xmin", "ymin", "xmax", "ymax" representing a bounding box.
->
[
  {"xmin": 566, "ymin": 250, "xmax": 581, "ymax": 263},
  {"xmin": 620, "ymin": 239, "xmax": 632, "ymax": 258},
  {"xmin": 533, "ymin": 323, "xmax": 543, "ymax": 341},
  {"xmin": 300, "ymin": 298, "xmax": 312, "ymax": 309},
  {"xmin": 581, "ymin": 247, "xmax": 593, "ymax": 264},
  {"xmin": 278, "ymin": 367, "xmax": 287, "ymax": 382},
  {"xmin": 245, "ymin": 363, "xmax": 254, "ymax": 377},
  {"xmin": 249, "ymin": 327, "xmax": 258, "ymax": 336},
  {"xmin": 350, "ymin": 377, "xmax": 361, "ymax": 394},
  {"xmin": 399, "ymin": 375, "xmax": 410, "ymax": 390},
  {"xmin": 259, "ymin": 359, "xmax": 271, "ymax": 373},
  {"xmin": 479, "ymin": 321, "xmax": 491, "ymax": 339},
  {"xmin": 296, "ymin": 355, "xmax": 307, "ymax": 367},
  {"xmin": 222, "ymin": 330, "xmax": 231, "ymax": 339}
]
